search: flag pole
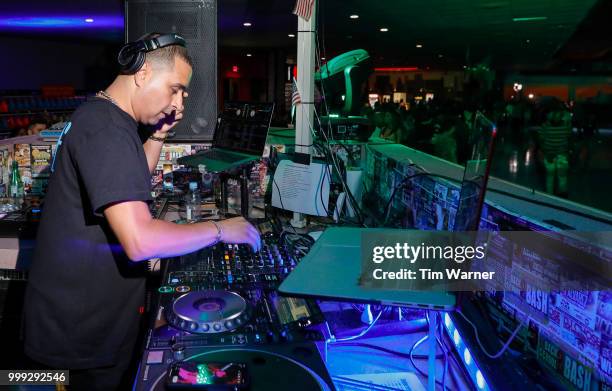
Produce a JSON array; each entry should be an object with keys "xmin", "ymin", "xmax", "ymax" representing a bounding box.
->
[{"xmin": 291, "ymin": 0, "xmax": 317, "ymax": 229}]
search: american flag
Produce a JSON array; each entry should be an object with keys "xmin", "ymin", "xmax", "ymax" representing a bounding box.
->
[
  {"xmin": 291, "ymin": 78, "xmax": 302, "ymax": 106},
  {"xmin": 293, "ymin": 0, "xmax": 315, "ymax": 22}
]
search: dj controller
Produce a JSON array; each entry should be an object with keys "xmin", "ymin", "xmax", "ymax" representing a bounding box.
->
[{"xmin": 134, "ymin": 227, "xmax": 336, "ymax": 390}]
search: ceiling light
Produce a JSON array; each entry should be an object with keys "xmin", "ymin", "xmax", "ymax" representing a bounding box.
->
[
  {"xmin": 246, "ymin": 53, "xmax": 252, "ymax": 57},
  {"xmin": 379, "ymin": 27, "xmax": 388, "ymax": 32},
  {"xmin": 243, "ymin": 22, "xmax": 252, "ymax": 27},
  {"xmin": 321, "ymin": 57, "xmax": 326, "ymax": 60},
  {"xmin": 512, "ymin": 16, "xmax": 548, "ymax": 22},
  {"xmin": 350, "ymin": 15, "xmax": 359, "ymax": 19},
  {"xmin": 288, "ymin": 33, "xmax": 295, "ymax": 38},
  {"xmin": 438, "ymin": 54, "xmax": 443, "ymax": 58},
  {"xmin": 416, "ymin": 44, "xmax": 423, "ymax": 48},
  {"xmin": 85, "ymin": 18, "xmax": 94, "ymax": 23}
]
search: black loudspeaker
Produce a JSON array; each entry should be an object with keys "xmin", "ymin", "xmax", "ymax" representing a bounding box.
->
[{"xmin": 125, "ymin": 0, "xmax": 218, "ymax": 141}]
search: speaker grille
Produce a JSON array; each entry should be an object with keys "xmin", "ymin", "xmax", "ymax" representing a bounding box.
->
[{"xmin": 126, "ymin": 0, "xmax": 217, "ymax": 141}]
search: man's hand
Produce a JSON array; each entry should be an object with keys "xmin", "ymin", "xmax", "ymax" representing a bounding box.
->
[
  {"xmin": 152, "ymin": 109, "xmax": 184, "ymax": 138},
  {"xmin": 218, "ymin": 217, "xmax": 261, "ymax": 251}
]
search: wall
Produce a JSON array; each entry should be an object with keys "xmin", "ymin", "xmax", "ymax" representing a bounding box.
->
[{"xmin": 0, "ymin": 36, "xmax": 120, "ymax": 92}]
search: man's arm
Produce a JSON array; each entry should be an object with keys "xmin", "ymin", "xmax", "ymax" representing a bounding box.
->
[
  {"xmin": 143, "ymin": 132, "xmax": 165, "ymax": 173},
  {"xmin": 104, "ymin": 201, "xmax": 261, "ymax": 261}
]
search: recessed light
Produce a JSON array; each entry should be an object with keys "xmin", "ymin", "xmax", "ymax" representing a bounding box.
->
[
  {"xmin": 350, "ymin": 14, "xmax": 359, "ymax": 19},
  {"xmin": 379, "ymin": 27, "xmax": 389, "ymax": 32},
  {"xmin": 85, "ymin": 18, "xmax": 94, "ymax": 23},
  {"xmin": 243, "ymin": 22, "xmax": 252, "ymax": 27},
  {"xmin": 438, "ymin": 54, "xmax": 443, "ymax": 58},
  {"xmin": 288, "ymin": 34, "xmax": 295, "ymax": 38},
  {"xmin": 416, "ymin": 44, "xmax": 423, "ymax": 48},
  {"xmin": 246, "ymin": 53, "xmax": 252, "ymax": 57}
]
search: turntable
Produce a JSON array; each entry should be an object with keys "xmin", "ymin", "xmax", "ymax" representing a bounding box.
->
[
  {"xmin": 166, "ymin": 290, "xmax": 251, "ymax": 334},
  {"xmin": 140, "ymin": 344, "xmax": 334, "ymax": 391}
]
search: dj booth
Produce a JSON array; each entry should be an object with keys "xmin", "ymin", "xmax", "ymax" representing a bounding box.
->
[
  {"xmin": 129, "ymin": 125, "xmax": 611, "ymax": 391},
  {"xmin": 0, "ymin": 124, "xmax": 610, "ymax": 391}
]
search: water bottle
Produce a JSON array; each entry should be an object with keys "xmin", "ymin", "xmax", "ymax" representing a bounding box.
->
[
  {"xmin": 185, "ymin": 181, "xmax": 201, "ymax": 222},
  {"xmin": 9, "ymin": 160, "xmax": 24, "ymax": 207}
]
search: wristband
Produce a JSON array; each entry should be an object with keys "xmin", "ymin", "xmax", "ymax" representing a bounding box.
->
[
  {"xmin": 209, "ymin": 221, "xmax": 223, "ymax": 245},
  {"xmin": 148, "ymin": 134, "xmax": 167, "ymax": 142}
]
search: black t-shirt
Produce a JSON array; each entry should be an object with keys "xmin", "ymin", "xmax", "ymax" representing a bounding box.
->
[{"xmin": 24, "ymin": 98, "xmax": 152, "ymax": 369}]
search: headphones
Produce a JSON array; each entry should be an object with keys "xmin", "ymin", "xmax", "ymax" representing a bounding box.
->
[{"xmin": 117, "ymin": 33, "xmax": 186, "ymax": 74}]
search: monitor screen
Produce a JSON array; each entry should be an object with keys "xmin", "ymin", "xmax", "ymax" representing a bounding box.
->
[{"xmin": 215, "ymin": 102, "xmax": 274, "ymax": 155}]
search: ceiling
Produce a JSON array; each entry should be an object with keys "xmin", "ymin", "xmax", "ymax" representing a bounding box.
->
[{"xmin": 0, "ymin": 0, "xmax": 608, "ymax": 71}]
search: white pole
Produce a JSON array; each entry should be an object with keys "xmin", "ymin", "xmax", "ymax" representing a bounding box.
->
[{"xmin": 291, "ymin": 1, "xmax": 317, "ymax": 229}]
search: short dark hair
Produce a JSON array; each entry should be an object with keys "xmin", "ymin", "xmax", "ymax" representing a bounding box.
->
[{"xmin": 139, "ymin": 32, "xmax": 193, "ymax": 70}]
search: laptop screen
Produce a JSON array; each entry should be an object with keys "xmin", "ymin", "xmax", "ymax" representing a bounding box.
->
[{"xmin": 214, "ymin": 102, "xmax": 274, "ymax": 155}]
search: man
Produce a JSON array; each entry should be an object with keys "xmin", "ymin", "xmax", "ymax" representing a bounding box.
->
[{"xmin": 24, "ymin": 33, "xmax": 260, "ymax": 390}]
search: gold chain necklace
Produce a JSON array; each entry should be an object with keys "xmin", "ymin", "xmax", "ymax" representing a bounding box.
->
[{"xmin": 96, "ymin": 90, "xmax": 119, "ymax": 106}]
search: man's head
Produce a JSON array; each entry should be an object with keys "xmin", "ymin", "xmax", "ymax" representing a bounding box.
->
[{"xmin": 121, "ymin": 33, "xmax": 193, "ymax": 126}]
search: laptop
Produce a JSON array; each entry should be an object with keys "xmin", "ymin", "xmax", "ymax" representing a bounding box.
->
[
  {"xmin": 177, "ymin": 102, "xmax": 274, "ymax": 172},
  {"xmin": 278, "ymin": 112, "xmax": 497, "ymax": 310}
]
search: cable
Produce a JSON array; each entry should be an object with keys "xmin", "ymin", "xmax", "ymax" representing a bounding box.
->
[
  {"xmin": 408, "ymin": 335, "xmax": 446, "ymax": 389},
  {"xmin": 309, "ymin": 34, "xmax": 366, "ymax": 226},
  {"xmin": 457, "ymin": 309, "xmax": 528, "ymax": 359},
  {"xmin": 270, "ymin": 173, "xmax": 299, "ymax": 235},
  {"xmin": 433, "ymin": 313, "xmax": 449, "ymax": 391},
  {"xmin": 329, "ymin": 308, "xmax": 383, "ymax": 342}
]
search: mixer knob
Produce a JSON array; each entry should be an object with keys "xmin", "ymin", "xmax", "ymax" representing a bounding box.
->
[
  {"xmin": 213, "ymin": 323, "xmax": 222, "ymax": 331},
  {"xmin": 201, "ymin": 324, "xmax": 210, "ymax": 332},
  {"xmin": 171, "ymin": 343, "xmax": 186, "ymax": 361},
  {"xmin": 225, "ymin": 320, "xmax": 234, "ymax": 329},
  {"xmin": 189, "ymin": 322, "xmax": 197, "ymax": 331}
]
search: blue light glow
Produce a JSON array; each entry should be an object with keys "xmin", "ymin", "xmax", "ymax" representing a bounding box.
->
[
  {"xmin": 463, "ymin": 348, "xmax": 472, "ymax": 365},
  {"xmin": 453, "ymin": 329, "xmax": 461, "ymax": 345},
  {"xmin": 444, "ymin": 313, "xmax": 451, "ymax": 327},
  {"xmin": 476, "ymin": 370, "xmax": 485, "ymax": 389},
  {"xmin": 443, "ymin": 313, "xmax": 490, "ymax": 391},
  {"xmin": 0, "ymin": 15, "xmax": 122, "ymax": 30}
]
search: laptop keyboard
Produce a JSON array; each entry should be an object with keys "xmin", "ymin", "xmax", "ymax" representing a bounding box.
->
[{"xmin": 206, "ymin": 150, "xmax": 248, "ymax": 162}]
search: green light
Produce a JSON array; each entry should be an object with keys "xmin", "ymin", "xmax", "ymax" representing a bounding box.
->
[
  {"xmin": 158, "ymin": 286, "xmax": 174, "ymax": 293},
  {"xmin": 196, "ymin": 364, "xmax": 212, "ymax": 384},
  {"xmin": 329, "ymin": 114, "xmax": 340, "ymax": 118},
  {"xmin": 512, "ymin": 16, "xmax": 548, "ymax": 22}
]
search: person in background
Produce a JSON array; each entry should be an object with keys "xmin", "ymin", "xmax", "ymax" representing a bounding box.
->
[
  {"xmin": 27, "ymin": 117, "xmax": 48, "ymax": 136},
  {"xmin": 368, "ymin": 109, "xmax": 387, "ymax": 141},
  {"xmin": 537, "ymin": 108, "xmax": 572, "ymax": 196},
  {"xmin": 380, "ymin": 110, "xmax": 405, "ymax": 143}
]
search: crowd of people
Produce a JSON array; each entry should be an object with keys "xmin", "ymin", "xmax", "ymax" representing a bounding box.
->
[{"xmin": 361, "ymin": 94, "xmax": 609, "ymax": 197}]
